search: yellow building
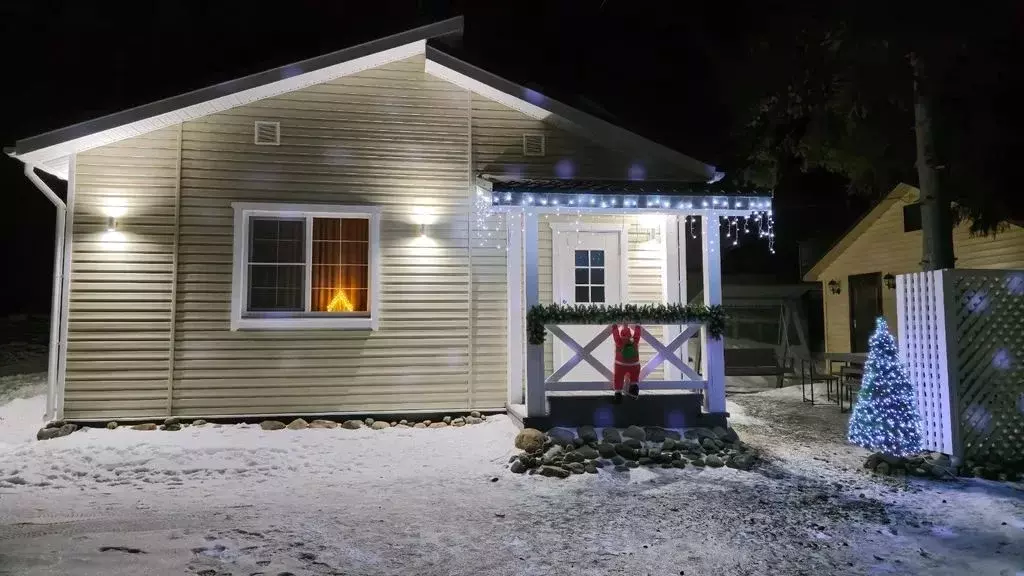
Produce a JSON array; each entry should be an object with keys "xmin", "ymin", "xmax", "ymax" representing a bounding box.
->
[{"xmin": 804, "ymin": 183, "xmax": 1024, "ymax": 353}]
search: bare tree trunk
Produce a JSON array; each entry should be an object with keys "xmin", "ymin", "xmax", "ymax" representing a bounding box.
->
[{"xmin": 913, "ymin": 55, "xmax": 955, "ymax": 270}]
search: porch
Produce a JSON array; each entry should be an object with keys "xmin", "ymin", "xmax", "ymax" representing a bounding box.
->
[{"xmin": 479, "ymin": 177, "xmax": 775, "ymax": 428}]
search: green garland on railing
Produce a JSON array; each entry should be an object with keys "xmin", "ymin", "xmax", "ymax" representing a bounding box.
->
[{"xmin": 526, "ymin": 303, "xmax": 727, "ymax": 345}]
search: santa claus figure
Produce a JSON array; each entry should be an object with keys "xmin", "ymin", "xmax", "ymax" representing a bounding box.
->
[{"xmin": 611, "ymin": 324, "xmax": 642, "ymax": 403}]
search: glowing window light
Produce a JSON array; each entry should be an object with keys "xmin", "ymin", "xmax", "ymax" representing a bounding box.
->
[{"xmin": 326, "ymin": 290, "xmax": 355, "ymax": 312}]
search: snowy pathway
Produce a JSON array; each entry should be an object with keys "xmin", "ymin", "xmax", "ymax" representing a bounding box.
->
[{"xmin": 1, "ymin": 374, "xmax": 1022, "ymax": 575}]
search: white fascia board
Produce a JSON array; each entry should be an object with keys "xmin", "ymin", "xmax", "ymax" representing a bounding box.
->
[{"xmin": 17, "ymin": 41, "xmax": 426, "ymax": 180}]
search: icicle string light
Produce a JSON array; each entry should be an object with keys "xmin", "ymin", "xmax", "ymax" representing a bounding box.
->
[{"xmin": 847, "ymin": 317, "xmax": 924, "ymax": 458}]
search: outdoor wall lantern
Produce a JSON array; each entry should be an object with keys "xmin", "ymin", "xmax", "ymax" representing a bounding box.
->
[
  {"xmin": 828, "ymin": 279, "xmax": 841, "ymax": 295},
  {"xmin": 883, "ymin": 273, "xmax": 896, "ymax": 290}
]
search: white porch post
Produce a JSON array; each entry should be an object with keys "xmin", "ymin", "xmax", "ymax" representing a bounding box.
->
[
  {"xmin": 523, "ymin": 212, "xmax": 546, "ymax": 417},
  {"xmin": 662, "ymin": 216, "xmax": 687, "ymax": 380},
  {"xmin": 701, "ymin": 214, "xmax": 726, "ymax": 413},
  {"xmin": 506, "ymin": 212, "xmax": 524, "ymax": 406}
]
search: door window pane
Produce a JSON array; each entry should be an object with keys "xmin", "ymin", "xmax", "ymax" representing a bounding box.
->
[
  {"xmin": 575, "ymin": 268, "xmax": 589, "ymax": 284},
  {"xmin": 575, "ymin": 250, "xmax": 589, "ymax": 266},
  {"xmin": 575, "ymin": 286, "xmax": 590, "ymax": 303},
  {"xmin": 591, "ymin": 286, "xmax": 605, "ymax": 303},
  {"xmin": 589, "ymin": 250, "xmax": 604, "ymax": 266},
  {"xmin": 590, "ymin": 268, "xmax": 604, "ymax": 284}
]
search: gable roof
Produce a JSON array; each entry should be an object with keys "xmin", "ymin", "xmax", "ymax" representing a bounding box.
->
[
  {"xmin": 7, "ymin": 16, "xmax": 713, "ymax": 182},
  {"xmin": 803, "ymin": 183, "xmax": 917, "ymax": 281}
]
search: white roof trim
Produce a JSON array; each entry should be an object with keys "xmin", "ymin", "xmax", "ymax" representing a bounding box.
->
[
  {"xmin": 15, "ymin": 40, "xmax": 426, "ymax": 180},
  {"xmin": 425, "ymin": 58, "xmax": 553, "ymax": 121}
]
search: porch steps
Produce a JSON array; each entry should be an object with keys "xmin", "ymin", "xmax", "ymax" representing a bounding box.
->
[{"xmin": 515, "ymin": 391, "xmax": 727, "ymax": 429}]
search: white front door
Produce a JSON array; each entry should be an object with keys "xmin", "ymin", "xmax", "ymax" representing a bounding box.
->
[{"xmin": 552, "ymin": 228, "xmax": 625, "ymax": 382}]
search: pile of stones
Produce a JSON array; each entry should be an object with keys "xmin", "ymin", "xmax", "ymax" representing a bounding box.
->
[
  {"xmin": 866, "ymin": 451, "xmax": 1023, "ymax": 482},
  {"xmin": 38, "ymin": 412, "xmax": 489, "ymax": 440},
  {"xmin": 510, "ymin": 424, "xmax": 758, "ymax": 478}
]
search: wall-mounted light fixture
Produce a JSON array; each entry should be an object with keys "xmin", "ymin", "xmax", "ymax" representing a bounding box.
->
[
  {"xmin": 883, "ymin": 273, "xmax": 896, "ymax": 290},
  {"xmin": 419, "ymin": 223, "xmax": 428, "ymax": 237},
  {"xmin": 106, "ymin": 216, "xmax": 118, "ymax": 232},
  {"xmin": 828, "ymin": 279, "xmax": 842, "ymax": 295}
]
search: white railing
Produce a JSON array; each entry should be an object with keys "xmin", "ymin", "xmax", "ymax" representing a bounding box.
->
[{"xmin": 544, "ymin": 323, "xmax": 707, "ymax": 392}]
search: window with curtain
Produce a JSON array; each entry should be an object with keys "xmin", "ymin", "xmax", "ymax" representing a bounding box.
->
[{"xmin": 231, "ymin": 203, "xmax": 379, "ymax": 330}]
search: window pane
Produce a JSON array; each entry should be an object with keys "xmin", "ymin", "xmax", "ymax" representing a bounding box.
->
[
  {"xmin": 590, "ymin": 268, "xmax": 604, "ymax": 285},
  {"xmin": 575, "ymin": 268, "xmax": 589, "ymax": 284},
  {"xmin": 590, "ymin": 250, "xmax": 604, "ymax": 266},
  {"xmin": 575, "ymin": 250, "xmax": 589, "ymax": 266},
  {"xmin": 903, "ymin": 204, "xmax": 922, "ymax": 232},
  {"xmin": 250, "ymin": 217, "xmax": 304, "ymax": 263},
  {"xmin": 591, "ymin": 286, "xmax": 605, "ymax": 303},
  {"xmin": 311, "ymin": 216, "xmax": 370, "ymax": 314},
  {"xmin": 575, "ymin": 286, "xmax": 590, "ymax": 303},
  {"xmin": 247, "ymin": 264, "xmax": 304, "ymax": 311}
]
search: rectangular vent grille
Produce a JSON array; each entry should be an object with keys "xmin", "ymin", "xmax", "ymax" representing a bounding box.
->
[
  {"xmin": 522, "ymin": 133, "xmax": 546, "ymax": 157},
  {"xmin": 254, "ymin": 121, "xmax": 280, "ymax": 145}
]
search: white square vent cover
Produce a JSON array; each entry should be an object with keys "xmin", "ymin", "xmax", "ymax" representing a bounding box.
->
[
  {"xmin": 254, "ymin": 121, "xmax": 281, "ymax": 145},
  {"xmin": 522, "ymin": 133, "xmax": 545, "ymax": 157}
]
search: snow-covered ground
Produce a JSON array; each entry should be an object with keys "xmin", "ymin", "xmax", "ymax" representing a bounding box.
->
[{"xmin": 0, "ymin": 373, "xmax": 1022, "ymax": 576}]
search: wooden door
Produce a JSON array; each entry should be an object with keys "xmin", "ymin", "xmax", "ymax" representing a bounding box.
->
[{"xmin": 848, "ymin": 272, "xmax": 882, "ymax": 353}]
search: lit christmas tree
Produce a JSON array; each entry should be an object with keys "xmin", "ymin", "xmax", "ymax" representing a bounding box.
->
[{"xmin": 847, "ymin": 317, "xmax": 923, "ymax": 457}]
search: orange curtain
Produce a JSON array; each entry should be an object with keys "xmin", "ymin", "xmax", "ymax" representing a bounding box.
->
[{"xmin": 311, "ymin": 218, "xmax": 369, "ymax": 313}]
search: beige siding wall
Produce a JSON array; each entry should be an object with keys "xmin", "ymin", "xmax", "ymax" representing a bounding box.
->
[
  {"xmin": 66, "ymin": 127, "xmax": 182, "ymax": 419},
  {"xmin": 818, "ymin": 188, "xmax": 1024, "ymax": 353},
  {"xmin": 62, "ymin": 54, "xmax": 699, "ymax": 419}
]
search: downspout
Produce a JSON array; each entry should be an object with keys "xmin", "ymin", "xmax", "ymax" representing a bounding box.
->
[{"xmin": 23, "ymin": 164, "xmax": 66, "ymax": 422}]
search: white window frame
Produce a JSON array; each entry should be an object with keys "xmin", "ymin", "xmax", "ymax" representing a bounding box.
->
[{"xmin": 230, "ymin": 202, "xmax": 381, "ymax": 331}]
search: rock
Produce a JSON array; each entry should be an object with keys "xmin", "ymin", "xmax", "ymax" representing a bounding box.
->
[
  {"xmin": 542, "ymin": 445, "xmax": 564, "ymax": 464},
  {"xmin": 614, "ymin": 444, "xmax": 638, "ymax": 460},
  {"xmin": 572, "ymin": 437, "xmax": 585, "ymax": 448},
  {"xmin": 614, "ymin": 465, "xmax": 630, "ymax": 472},
  {"xmin": 661, "ymin": 462, "xmax": 675, "ymax": 469},
  {"xmin": 451, "ymin": 419, "xmax": 466, "ymax": 427},
  {"xmin": 643, "ymin": 427, "xmax": 668, "ymax": 443},
  {"xmin": 451, "ymin": 417, "xmax": 465, "ymax": 424},
  {"xmin": 622, "ymin": 438, "xmax": 643, "ymax": 450},
  {"xmin": 575, "ymin": 445, "xmax": 599, "ymax": 460},
  {"xmin": 672, "ymin": 459, "xmax": 687, "ymax": 469},
  {"xmin": 423, "ymin": 420, "xmax": 432, "ymax": 426},
  {"xmin": 309, "ymin": 419, "xmax": 338, "ymax": 429},
  {"xmin": 539, "ymin": 465, "xmax": 570, "ymax": 479},
  {"xmin": 514, "ymin": 428, "xmax": 546, "ymax": 453},
  {"xmin": 597, "ymin": 443, "xmax": 617, "ymax": 458},
  {"xmin": 728, "ymin": 453, "xmax": 756, "ymax": 471},
  {"xmin": 876, "ymin": 462, "xmax": 891, "ymax": 476},
  {"xmin": 37, "ymin": 423, "xmax": 77, "ymax": 441},
  {"xmin": 46, "ymin": 419, "xmax": 66, "ymax": 429},
  {"xmin": 661, "ymin": 438, "xmax": 676, "ymax": 451},
  {"xmin": 567, "ymin": 462, "xmax": 585, "ymax": 474},
  {"xmin": 132, "ymin": 423, "xmax": 158, "ymax": 431},
  {"xmin": 364, "ymin": 418, "xmax": 375, "ymax": 427},
  {"xmin": 638, "ymin": 457, "xmax": 654, "ymax": 466},
  {"xmin": 622, "ymin": 425, "xmax": 646, "ymax": 441},
  {"xmin": 584, "ymin": 462, "xmax": 598, "ymax": 474},
  {"xmin": 192, "ymin": 419, "xmax": 207, "ymax": 426},
  {"xmin": 626, "ymin": 460, "xmax": 640, "ymax": 468},
  {"xmin": 547, "ymin": 427, "xmax": 576, "ymax": 447},
  {"xmin": 690, "ymin": 457, "xmax": 705, "ymax": 467},
  {"xmin": 714, "ymin": 426, "xmax": 740, "ymax": 443},
  {"xmin": 563, "ymin": 450, "xmax": 585, "ymax": 464},
  {"xmin": 510, "ymin": 460, "xmax": 527, "ymax": 474},
  {"xmin": 517, "ymin": 454, "xmax": 538, "ymax": 469},
  {"xmin": 470, "ymin": 410, "xmax": 481, "ymax": 418},
  {"xmin": 286, "ymin": 418, "xmax": 309, "ymax": 430},
  {"xmin": 611, "ymin": 456, "xmax": 626, "ymax": 466},
  {"xmin": 342, "ymin": 420, "xmax": 363, "ymax": 430},
  {"xmin": 864, "ymin": 453, "xmax": 881, "ymax": 470},
  {"xmin": 578, "ymin": 425, "xmax": 598, "ymax": 443},
  {"xmin": 443, "ymin": 416, "xmax": 452, "ymax": 424},
  {"xmin": 395, "ymin": 424, "xmax": 411, "ymax": 428},
  {"xmin": 399, "ymin": 419, "xmax": 408, "ymax": 425},
  {"xmin": 163, "ymin": 417, "xmax": 180, "ymax": 426},
  {"xmin": 701, "ymin": 437, "xmax": 718, "ymax": 452},
  {"xmin": 106, "ymin": 421, "xmax": 118, "ymax": 430},
  {"xmin": 705, "ymin": 455, "xmax": 724, "ymax": 468},
  {"xmin": 371, "ymin": 421, "xmax": 391, "ymax": 430},
  {"xmin": 390, "ymin": 421, "xmax": 398, "ymax": 427},
  {"xmin": 602, "ymin": 428, "xmax": 623, "ymax": 443},
  {"xmin": 161, "ymin": 423, "xmax": 181, "ymax": 431},
  {"xmin": 428, "ymin": 422, "xmax": 448, "ymax": 428},
  {"xmin": 413, "ymin": 422, "xmax": 427, "ymax": 429},
  {"xmin": 465, "ymin": 416, "xmax": 483, "ymax": 425}
]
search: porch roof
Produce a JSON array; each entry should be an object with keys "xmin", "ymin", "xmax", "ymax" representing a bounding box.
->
[{"xmin": 478, "ymin": 176, "xmax": 773, "ymax": 214}]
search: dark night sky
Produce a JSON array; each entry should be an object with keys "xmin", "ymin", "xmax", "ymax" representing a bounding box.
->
[{"xmin": 0, "ymin": 1, "xmax": 854, "ymax": 315}]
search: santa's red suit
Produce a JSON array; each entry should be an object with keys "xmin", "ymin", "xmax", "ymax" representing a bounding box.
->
[{"xmin": 611, "ymin": 324, "xmax": 641, "ymax": 392}]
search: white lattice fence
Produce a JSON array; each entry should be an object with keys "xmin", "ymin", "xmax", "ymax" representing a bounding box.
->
[
  {"xmin": 896, "ymin": 271, "xmax": 956, "ymax": 454},
  {"xmin": 897, "ymin": 269, "xmax": 1024, "ymax": 462}
]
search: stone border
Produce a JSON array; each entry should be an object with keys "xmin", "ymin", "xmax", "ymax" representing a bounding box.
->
[{"xmin": 511, "ymin": 425, "xmax": 758, "ymax": 478}]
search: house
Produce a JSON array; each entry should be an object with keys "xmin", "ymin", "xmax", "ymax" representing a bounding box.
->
[
  {"xmin": 803, "ymin": 183, "xmax": 1024, "ymax": 354},
  {"xmin": 9, "ymin": 17, "xmax": 774, "ymax": 425}
]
